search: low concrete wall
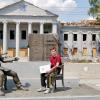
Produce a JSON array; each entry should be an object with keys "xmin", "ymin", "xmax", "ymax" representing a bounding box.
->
[{"xmin": 64, "ymin": 63, "xmax": 100, "ymax": 79}]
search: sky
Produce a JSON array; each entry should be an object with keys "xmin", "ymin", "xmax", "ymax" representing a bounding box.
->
[{"xmin": 0, "ymin": 0, "xmax": 94, "ymax": 22}]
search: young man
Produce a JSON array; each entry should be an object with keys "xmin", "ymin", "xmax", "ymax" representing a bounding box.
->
[{"xmin": 37, "ymin": 47, "xmax": 62, "ymax": 94}]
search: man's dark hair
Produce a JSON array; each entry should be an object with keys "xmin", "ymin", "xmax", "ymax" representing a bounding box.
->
[{"xmin": 50, "ymin": 47, "xmax": 56, "ymax": 51}]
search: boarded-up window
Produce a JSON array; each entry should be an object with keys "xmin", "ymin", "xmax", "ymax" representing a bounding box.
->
[
  {"xmin": 63, "ymin": 48, "xmax": 68, "ymax": 56},
  {"xmin": 8, "ymin": 48, "xmax": 15, "ymax": 57},
  {"xmin": 83, "ymin": 48, "xmax": 87, "ymax": 56},
  {"xmin": 92, "ymin": 48, "xmax": 96, "ymax": 57},
  {"xmin": 20, "ymin": 48, "xmax": 28, "ymax": 57},
  {"xmin": 72, "ymin": 48, "xmax": 77, "ymax": 55}
]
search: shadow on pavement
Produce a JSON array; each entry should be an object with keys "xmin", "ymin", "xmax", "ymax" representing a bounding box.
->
[
  {"xmin": 4, "ymin": 79, "xmax": 31, "ymax": 93},
  {"xmin": 54, "ymin": 87, "xmax": 72, "ymax": 93}
]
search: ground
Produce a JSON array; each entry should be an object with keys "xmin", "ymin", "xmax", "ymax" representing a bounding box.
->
[{"xmin": 0, "ymin": 61, "xmax": 100, "ymax": 100}]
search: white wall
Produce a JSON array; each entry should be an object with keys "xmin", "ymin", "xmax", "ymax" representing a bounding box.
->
[
  {"xmin": 20, "ymin": 23, "xmax": 28, "ymax": 48},
  {"xmin": 7, "ymin": 23, "xmax": 28, "ymax": 48},
  {"xmin": 8, "ymin": 23, "xmax": 16, "ymax": 48},
  {"xmin": 32, "ymin": 23, "xmax": 40, "ymax": 33},
  {"xmin": 60, "ymin": 27, "xmax": 100, "ymax": 59}
]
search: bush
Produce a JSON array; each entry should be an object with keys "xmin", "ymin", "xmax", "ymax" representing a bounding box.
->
[{"xmin": 71, "ymin": 59, "xmax": 92, "ymax": 63}]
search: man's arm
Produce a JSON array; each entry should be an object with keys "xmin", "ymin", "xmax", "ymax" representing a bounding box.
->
[
  {"xmin": 3, "ymin": 57, "xmax": 19, "ymax": 63},
  {"xmin": 47, "ymin": 62, "xmax": 59, "ymax": 74},
  {"xmin": 0, "ymin": 56, "xmax": 19, "ymax": 63}
]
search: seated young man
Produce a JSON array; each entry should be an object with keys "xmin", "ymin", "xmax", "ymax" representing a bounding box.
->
[{"xmin": 37, "ymin": 47, "xmax": 62, "ymax": 94}]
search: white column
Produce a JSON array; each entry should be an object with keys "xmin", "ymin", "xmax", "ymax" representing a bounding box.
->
[
  {"xmin": 78, "ymin": 32, "xmax": 82, "ymax": 58},
  {"xmin": 16, "ymin": 22, "xmax": 20, "ymax": 57},
  {"xmin": 87, "ymin": 32, "xmax": 92, "ymax": 57},
  {"xmin": 3, "ymin": 21, "xmax": 8, "ymax": 54},
  {"xmin": 96, "ymin": 33, "xmax": 100, "ymax": 56},
  {"xmin": 28, "ymin": 22, "xmax": 32, "ymax": 34},
  {"xmin": 28, "ymin": 22, "xmax": 32, "ymax": 59},
  {"xmin": 52, "ymin": 22, "xmax": 57, "ymax": 33},
  {"xmin": 40, "ymin": 22, "xmax": 44, "ymax": 34},
  {"xmin": 68, "ymin": 32, "xmax": 73, "ymax": 59},
  {"xmin": 96, "ymin": 33, "xmax": 100, "ymax": 42}
]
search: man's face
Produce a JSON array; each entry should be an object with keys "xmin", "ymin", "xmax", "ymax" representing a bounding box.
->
[{"xmin": 51, "ymin": 49, "xmax": 57, "ymax": 56}]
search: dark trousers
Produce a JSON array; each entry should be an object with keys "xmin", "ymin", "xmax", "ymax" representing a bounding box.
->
[
  {"xmin": 40, "ymin": 67, "xmax": 61, "ymax": 88},
  {"xmin": 40, "ymin": 73, "xmax": 46, "ymax": 87},
  {"xmin": 3, "ymin": 70, "xmax": 21, "ymax": 88}
]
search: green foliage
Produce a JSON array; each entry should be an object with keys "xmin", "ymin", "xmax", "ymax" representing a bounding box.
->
[
  {"xmin": 89, "ymin": 0, "xmax": 98, "ymax": 6},
  {"xmin": 88, "ymin": 0, "xmax": 100, "ymax": 18},
  {"xmin": 96, "ymin": 17, "xmax": 100, "ymax": 24}
]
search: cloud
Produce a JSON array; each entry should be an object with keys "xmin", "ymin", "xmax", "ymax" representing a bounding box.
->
[
  {"xmin": 0, "ymin": 0, "xmax": 14, "ymax": 8},
  {"xmin": 26, "ymin": 0, "xmax": 77, "ymax": 12},
  {"xmin": 0, "ymin": 2, "xmax": 8, "ymax": 8},
  {"xmin": 26, "ymin": 0, "xmax": 77, "ymax": 20}
]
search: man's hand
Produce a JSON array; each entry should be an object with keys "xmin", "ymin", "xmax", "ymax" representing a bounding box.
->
[
  {"xmin": 45, "ymin": 73, "xmax": 49, "ymax": 77},
  {"xmin": 45, "ymin": 70, "xmax": 51, "ymax": 77},
  {"xmin": 14, "ymin": 57, "xmax": 19, "ymax": 61},
  {"xmin": 46, "ymin": 70, "xmax": 51, "ymax": 74},
  {"xmin": 45, "ymin": 62, "xmax": 60, "ymax": 77}
]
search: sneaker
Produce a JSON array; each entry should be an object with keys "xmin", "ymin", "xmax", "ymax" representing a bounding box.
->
[
  {"xmin": 44, "ymin": 88, "xmax": 51, "ymax": 94},
  {"xmin": 37, "ymin": 87, "xmax": 46, "ymax": 92},
  {"xmin": 17, "ymin": 86, "xmax": 29, "ymax": 91},
  {"xmin": 50, "ymin": 85, "xmax": 55, "ymax": 93}
]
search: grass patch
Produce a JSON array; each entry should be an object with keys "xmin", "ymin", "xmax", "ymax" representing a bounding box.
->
[{"xmin": 71, "ymin": 60, "xmax": 92, "ymax": 63}]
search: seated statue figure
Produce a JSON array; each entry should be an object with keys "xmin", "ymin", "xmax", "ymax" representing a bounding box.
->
[{"xmin": 0, "ymin": 53, "xmax": 28, "ymax": 96}]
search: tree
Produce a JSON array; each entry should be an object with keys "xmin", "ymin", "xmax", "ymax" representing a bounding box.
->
[
  {"xmin": 88, "ymin": 0, "xmax": 100, "ymax": 18},
  {"xmin": 89, "ymin": 0, "xmax": 97, "ymax": 6}
]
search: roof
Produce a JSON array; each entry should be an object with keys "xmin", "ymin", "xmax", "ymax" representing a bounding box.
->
[{"xmin": 0, "ymin": 0, "xmax": 58, "ymax": 17}]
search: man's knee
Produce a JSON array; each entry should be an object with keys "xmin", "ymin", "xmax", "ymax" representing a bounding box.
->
[{"xmin": 11, "ymin": 71, "xmax": 18, "ymax": 77}]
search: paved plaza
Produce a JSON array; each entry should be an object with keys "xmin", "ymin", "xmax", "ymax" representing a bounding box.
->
[{"xmin": 0, "ymin": 61, "xmax": 100, "ymax": 100}]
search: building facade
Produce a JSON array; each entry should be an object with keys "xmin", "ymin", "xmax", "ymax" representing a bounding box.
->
[
  {"xmin": 0, "ymin": 0, "xmax": 100, "ymax": 60},
  {"xmin": 0, "ymin": 0, "xmax": 58, "ymax": 57},
  {"xmin": 60, "ymin": 26, "xmax": 100, "ymax": 60}
]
